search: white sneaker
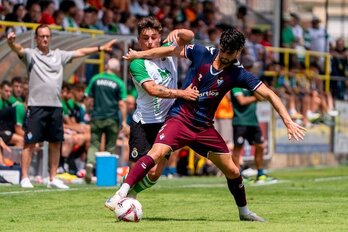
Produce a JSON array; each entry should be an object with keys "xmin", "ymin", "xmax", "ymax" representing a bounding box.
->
[
  {"xmin": 105, "ymin": 192, "xmax": 123, "ymax": 211},
  {"xmin": 328, "ymin": 110, "xmax": 339, "ymax": 117},
  {"xmin": 240, "ymin": 211, "xmax": 266, "ymax": 222},
  {"xmin": 20, "ymin": 177, "xmax": 34, "ymax": 188},
  {"xmin": 307, "ymin": 111, "xmax": 321, "ymax": 122},
  {"xmin": 47, "ymin": 178, "xmax": 69, "ymax": 189}
]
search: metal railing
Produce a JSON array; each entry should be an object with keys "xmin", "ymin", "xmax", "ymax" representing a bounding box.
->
[{"xmin": 263, "ymin": 46, "xmax": 331, "ymax": 93}]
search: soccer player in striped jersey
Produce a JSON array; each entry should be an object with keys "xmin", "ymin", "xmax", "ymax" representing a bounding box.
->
[{"xmin": 105, "ymin": 16, "xmax": 199, "ymax": 210}]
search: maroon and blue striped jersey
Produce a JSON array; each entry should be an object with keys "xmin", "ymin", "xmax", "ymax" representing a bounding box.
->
[{"xmin": 168, "ymin": 43, "xmax": 262, "ymax": 127}]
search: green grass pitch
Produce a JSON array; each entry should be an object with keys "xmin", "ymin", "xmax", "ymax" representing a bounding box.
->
[{"xmin": 1, "ymin": 165, "xmax": 348, "ymax": 232}]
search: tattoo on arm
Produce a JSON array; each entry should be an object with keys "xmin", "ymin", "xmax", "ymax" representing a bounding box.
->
[{"xmin": 153, "ymin": 83, "xmax": 175, "ymax": 98}]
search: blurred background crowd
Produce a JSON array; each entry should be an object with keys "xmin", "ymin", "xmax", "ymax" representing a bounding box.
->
[{"xmin": 0, "ymin": 0, "xmax": 347, "ymax": 182}]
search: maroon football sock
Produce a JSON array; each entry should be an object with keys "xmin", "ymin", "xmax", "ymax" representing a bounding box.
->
[
  {"xmin": 124, "ymin": 155, "xmax": 156, "ymax": 187},
  {"xmin": 226, "ymin": 175, "xmax": 247, "ymax": 207}
]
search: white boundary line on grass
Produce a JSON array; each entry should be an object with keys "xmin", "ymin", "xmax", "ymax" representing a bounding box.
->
[
  {"xmin": 0, "ymin": 188, "xmax": 79, "ymax": 195},
  {"xmin": 0, "ymin": 186, "xmax": 116, "ymax": 195},
  {"xmin": 180, "ymin": 180, "xmax": 287, "ymax": 188},
  {"xmin": 314, "ymin": 176, "xmax": 348, "ymax": 182}
]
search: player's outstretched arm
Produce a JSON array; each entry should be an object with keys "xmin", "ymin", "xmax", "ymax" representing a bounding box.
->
[
  {"xmin": 7, "ymin": 32, "xmax": 25, "ymax": 57},
  {"xmin": 123, "ymin": 46, "xmax": 181, "ymax": 61},
  {"xmin": 73, "ymin": 39, "xmax": 117, "ymax": 58},
  {"xmin": 142, "ymin": 81, "xmax": 199, "ymax": 100},
  {"xmin": 163, "ymin": 29, "xmax": 194, "ymax": 46},
  {"xmin": 255, "ymin": 83, "xmax": 306, "ymax": 141}
]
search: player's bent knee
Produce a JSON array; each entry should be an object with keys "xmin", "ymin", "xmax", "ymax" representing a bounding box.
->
[
  {"xmin": 148, "ymin": 144, "xmax": 171, "ymax": 162},
  {"xmin": 224, "ymin": 167, "xmax": 240, "ymax": 179}
]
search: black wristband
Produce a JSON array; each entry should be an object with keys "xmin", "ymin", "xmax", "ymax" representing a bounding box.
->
[{"xmin": 98, "ymin": 46, "xmax": 101, "ymax": 52}]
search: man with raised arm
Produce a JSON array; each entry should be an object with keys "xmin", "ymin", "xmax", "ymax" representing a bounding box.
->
[{"xmin": 7, "ymin": 24, "xmax": 116, "ymax": 188}]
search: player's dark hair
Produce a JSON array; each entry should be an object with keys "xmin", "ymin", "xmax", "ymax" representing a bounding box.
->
[
  {"xmin": 72, "ymin": 82, "xmax": 86, "ymax": 91},
  {"xmin": 11, "ymin": 76, "xmax": 23, "ymax": 84},
  {"xmin": 219, "ymin": 27, "xmax": 245, "ymax": 52},
  {"xmin": 137, "ymin": 16, "xmax": 162, "ymax": 36},
  {"xmin": 62, "ymin": 81, "xmax": 71, "ymax": 91},
  {"xmin": 0, "ymin": 80, "xmax": 11, "ymax": 88},
  {"xmin": 35, "ymin": 24, "xmax": 51, "ymax": 36}
]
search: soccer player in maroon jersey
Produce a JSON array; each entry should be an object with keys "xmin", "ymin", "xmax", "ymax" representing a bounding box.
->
[{"xmin": 107, "ymin": 27, "xmax": 306, "ymax": 222}]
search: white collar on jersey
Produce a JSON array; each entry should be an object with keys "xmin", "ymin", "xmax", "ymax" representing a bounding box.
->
[
  {"xmin": 210, "ymin": 59, "xmax": 243, "ymax": 75},
  {"xmin": 210, "ymin": 65, "xmax": 223, "ymax": 76}
]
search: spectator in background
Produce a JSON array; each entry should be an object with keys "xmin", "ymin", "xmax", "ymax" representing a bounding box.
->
[
  {"xmin": 304, "ymin": 16, "xmax": 329, "ymax": 70},
  {"xmin": 80, "ymin": 7, "xmax": 98, "ymax": 29},
  {"xmin": 9, "ymin": 76, "xmax": 24, "ymax": 104},
  {"xmin": 235, "ymin": 5, "xmax": 253, "ymax": 35},
  {"xmin": 23, "ymin": 1, "xmax": 41, "ymax": 23},
  {"xmin": 5, "ymin": 3, "xmax": 27, "ymax": 34},
  {"xmin": 244, "ymin": 28, "xmax": 265, "ymax": 77},
  {"xmin": 330, "ymin": 37, "xmax": 348, "ymax": 99},
  {"xmin": 53, "ymin": 10, "xmax": 64, "ymax": 27},
  {"xmin": 7, "ymin": 24, "xmax": 116, "ymax": 188},
  {"xmin": 87, "ymin": 0, "xmax": 103, "ymax": 11},
  {"xmin": 84, "ymin": 58, "xmax": 128, "ymax": 183},
  {"xmin": 72, "ymin": 8, "xmax": 84, "ymax": 29},
  {"xmin": 0, "ymin": 80, "xmax": 25, "ymax": 148},
  {"xmin": 39, "ymin": 0, "xmax": 56, "ymax": 25},
  {"xmin": 96, "ymin": 9, "xmax": 118, "ymax": 33},
  {"xmin": 231, "ymin": 56, "xmax": 276, "ymax": 184},
  {"xmin": 130, "ymin": 0, "xmax": 150, "ymax": 17},
  {"xmin": 104, "ymin": 0, "xmax": 129, "ymax": 12},
  {"xmin": 281, "ymin": 13, "xmax": 296, "ymax": 48},
  {"xmin": 207, "ymin": 27, "xmax": 220, "ymax": 46},
  {"xmin": 244, "ymin": 28, "xmax": 264, "ymax": 62},
  {"xmin": 60, "ymin": 82, "xmax": 90, "ymax": 173},
  {"xmin": 117, "ymin": 11, "xmax": 137, "ymax": 35},
  {"xmin": 59, "ymin": 0, "xmax": 79, "ymax": 29},
  {"xmin": 290, "ymin": 13, "xmax": 304, "ymax": 46}
]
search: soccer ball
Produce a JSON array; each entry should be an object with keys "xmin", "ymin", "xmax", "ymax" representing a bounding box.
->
[{"xmin": 114, "ymin": 197, "xmax": 143, "ymax": 222}]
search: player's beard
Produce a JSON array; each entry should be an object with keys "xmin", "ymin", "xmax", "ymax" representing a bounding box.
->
[{"xmin": 219, "ymin": 57, "xmax": 233, "ymax": 65}]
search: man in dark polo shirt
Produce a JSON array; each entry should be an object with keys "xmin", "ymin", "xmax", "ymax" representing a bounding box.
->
[
  {"xmin": 7, "ymin": 24, "xmax": 116, "ymax": 188},
  {"xmin": 84, "ymin": 58, "xmax": 128, "ymax": 183}
]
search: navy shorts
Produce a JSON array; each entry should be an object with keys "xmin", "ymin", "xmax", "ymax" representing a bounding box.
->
[
  {"xmin": 128, "ymin": 120, "xmax": 163, "ymax": 162},
  {"xmin": 233, "ymin": 125, "xmax": 264, "ymax": 146},
  {"xmin": 24, "ymin": 106, "xmax": 64, "ymax": 144},
  {"xmin": 154, "ymin": 117, "xmax": 230, "ymax": 157}
]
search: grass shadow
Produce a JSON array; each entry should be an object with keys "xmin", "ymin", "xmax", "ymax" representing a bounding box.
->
[{"xmin": 143, "ymin": 217, "xmax": 231, "ymax": 222}]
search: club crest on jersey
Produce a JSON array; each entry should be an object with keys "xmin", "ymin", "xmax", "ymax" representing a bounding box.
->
[
  {"xmin": 27, "ymin": 132, "xmax": 33, "ymax": 141},
  {"xmin": 131, "ymin": 148, "xmax": 138, "ymax": 158},
  {"xmin": 217, "ymin": 77, "xmax": 224, "ymax": 87},
  {"xmin": 159, "ymin": 133, "xmax": 165, "ymax": 140}
]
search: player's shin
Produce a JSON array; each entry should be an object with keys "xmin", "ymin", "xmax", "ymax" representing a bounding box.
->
[
  {"xmin": 128, "ymin": 174, "xmax": 157, "ymax": 198},
  {"xmin": 120, "ymin": 155, "xmax": 156, "ymax": 197},
  {"xmin": 226, "ymin": 175, "xmax": 250, "ymax": 214}
]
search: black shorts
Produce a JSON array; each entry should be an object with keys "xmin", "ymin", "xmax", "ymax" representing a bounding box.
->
[
  {"xmin": 0, "ymin": 130, "xmax": 13, "ymax": 144},
  {"xmin": 128, "ymin": 120, "xmax": 163, "ymax": 162},
  {"xmin": 23, "ymin": 106, "xmax": 64, "ymax": 144},
  {"xmin": 233, "ymin": 125, "xmax": 264, "ymax": 147}
]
